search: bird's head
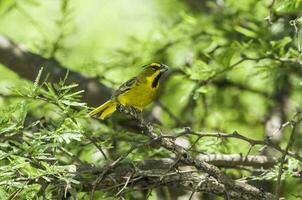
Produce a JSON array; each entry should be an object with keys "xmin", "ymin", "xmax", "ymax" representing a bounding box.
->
[
  {"xmin": 141, "ymin": 63, "xmax": 168, "ymax": 76},
  {"xmin": 140, "ymin": 63, "xmax": 168, "ymax": 88}
]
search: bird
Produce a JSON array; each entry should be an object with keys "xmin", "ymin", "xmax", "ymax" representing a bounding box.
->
[{"xmin": 88, "ymin": 63, "xmax": 168, "ymax": 119}]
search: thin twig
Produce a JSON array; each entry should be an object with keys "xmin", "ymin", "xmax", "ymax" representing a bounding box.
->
[
  {"xmin": 117, "ymin": 107, "xmax": 274, "ymax": 199},
  {"xmin": 115, "ymin": 173, "xmax": 133, "ymax": 196},
  {"xmin": 189, "ymin": 179, "xmax": 204, "ymax": 200},
  {"xmin": 84, "ymin": 133, "xmax": 108, "ymax": 160},
  {"xmin": 90, "ymin": 139, "xmax": 159, "ymax": 199},
  {"xmin": 58, "ymin": 146, "xmax": 86, "ymax": 165},
  {"xmin": 181, "ymin": 130, "xmax": 302, "ymax": 162},
  {"xmin": 275, "ymin": 118, "xmax": 302, "ymax": 199}
]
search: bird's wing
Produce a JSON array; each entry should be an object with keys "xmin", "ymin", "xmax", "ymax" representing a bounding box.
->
[{"xmin": 112, "ymin": 77, "xmax": 137, "ymax": 98}]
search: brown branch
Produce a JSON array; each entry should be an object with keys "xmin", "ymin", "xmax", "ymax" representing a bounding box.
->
[
  {"xmin": 195, "ymin": 154, "xmax": 277, "ymax": 168},
  {"xmin": 116, "ymin": 108, "xmax": 274, "ymax": 200},
  {"xmin": 182, "ymin": 130, "xmax": 302, "ymax": 162},
  {"xmin": 83, "ymin": 169, "xmax": 226, "ymax": 197},
  {"xmin": 0, "ymin": 35, "xmax": 112, "ymax": 106},
  {"xmin": 78, "ymin": 158, "xmax": 226, "ymax": 197},
  {"xmin": 79, "ymin": 156, "xmax": 277, "ymax": 176}
]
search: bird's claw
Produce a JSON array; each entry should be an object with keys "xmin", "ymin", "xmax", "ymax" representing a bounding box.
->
[{"xmin": 117, "ymin": 104, "xmax": 142, "ymax": 119}]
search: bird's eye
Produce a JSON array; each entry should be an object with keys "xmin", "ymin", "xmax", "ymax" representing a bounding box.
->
[{"xmin": 149, "ymin": 63, "xmax": 160, "ymax": 70}]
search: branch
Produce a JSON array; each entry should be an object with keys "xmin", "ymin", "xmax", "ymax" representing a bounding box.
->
[
  {"xmin": 275, "ymin": 117, "xmax": 302, "ymax": 199},
  {"xmin": 80, "ymin": 166, "xmax": 226, "ymax": 197},
  {"xmin": 117, "ymin": 107, "xmax": 274, "ymax": 200},
  {"xmin": 80, "ymin": 156, "xmax": 277, "ymax": 176},
  {"xmin": 78, "ymin": 158, "xmax": 225, "ymax": 197},
  {"xmin": 195, "ymin": 154, "xmax": 277, "ymax": 168},
  {"xmin": 183, "ymin": 130, "xmax": 302, "ymax": 162},
  {"xmin": 0, "ymin": 35, "xmax": 112, "ymax": 106}
]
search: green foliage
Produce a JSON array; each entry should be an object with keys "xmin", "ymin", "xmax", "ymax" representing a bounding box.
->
[
  {"xmin": 1, "ymin": 0, "xmax": 302, "ymax": 199},
  {"xmin": 0, "ymin": 80, "xmax": 86, "ymax": 199}
]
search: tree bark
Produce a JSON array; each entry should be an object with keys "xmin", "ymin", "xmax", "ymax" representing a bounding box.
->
[{"xmin": 0, "ymin": 35, "xmax": 112, "ymax": 106}]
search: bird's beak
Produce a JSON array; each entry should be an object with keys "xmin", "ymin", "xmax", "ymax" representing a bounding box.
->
[{"xmin": 159, "ymin": 64, "xmax": 168, "ymax": 73}]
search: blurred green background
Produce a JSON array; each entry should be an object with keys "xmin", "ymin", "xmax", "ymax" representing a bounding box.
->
[{"xmin": 1, "ymin": 0, "xmax": 302, "ymax": 199}]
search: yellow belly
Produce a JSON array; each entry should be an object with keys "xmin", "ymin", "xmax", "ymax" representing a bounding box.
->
[{"xmin": 117, "ymin": 82, "xmax": 159, "ymax": 110}]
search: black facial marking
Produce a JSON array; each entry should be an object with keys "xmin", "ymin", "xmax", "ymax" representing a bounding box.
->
[
  {"xmin": 151, "ymin": 66, "xmax": 159, "ymax": 70},
  {"xmin": 152, "ymin": 73, "xmax": 162, "ymax": 88}
]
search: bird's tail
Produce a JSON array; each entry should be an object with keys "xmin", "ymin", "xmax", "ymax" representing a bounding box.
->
[{"xmin": 88, "ymin": 100, "xmax": 117, "ymax": 120}]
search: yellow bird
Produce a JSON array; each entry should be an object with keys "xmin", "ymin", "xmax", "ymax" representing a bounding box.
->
[{"xmin": 88, "ymin": 63, "xmax": 168, "ymax": 119}]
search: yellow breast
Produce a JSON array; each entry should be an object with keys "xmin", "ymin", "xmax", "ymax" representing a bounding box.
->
[
  {"xmin": 117, "ymin": 81, "xmax": 159, "ymax": 110},
  {"xmin": 117, "ymin": 71, "xmax": 160, "ymax": 110}
]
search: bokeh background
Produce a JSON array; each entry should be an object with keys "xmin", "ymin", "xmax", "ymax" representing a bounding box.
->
[{"xmin": 1, "ymin": 0, "xmax": 302, "ymax": 199}]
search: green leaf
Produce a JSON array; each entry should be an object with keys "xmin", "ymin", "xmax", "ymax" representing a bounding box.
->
[
  {"xmin": 270, "ymin": 37, "xmax": 292, "ymax": 55},
  {"xmin": 187, "ymin": 60, "xmax": 215, "ymax": 80},
  {"xmin": 234, "ymin": 26, "xmax": 257, "ymax": 38},
  {"xmin": 61, "ymin": 100, "xmax": 86, "ymax": 107},
  {"xmin": 0, "ymin": 188, "xmax": 9, "ymax": 200},
  {"xmin": 218, "ymin": 47, "xmax": 237, "ymax": 67},
  {"xmin": 59, "ymin": 132, "xmax": 82, "ymax": 143}
]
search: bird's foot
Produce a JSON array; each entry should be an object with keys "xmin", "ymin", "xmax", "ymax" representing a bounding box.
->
[
  {"xmin": 117, "ymin": 104, "xmax": 142, "ymax": 120},
  {"xmin": 128, "ymin": 106, "xmax": 142, "ymax": 120},
  {"xmin": 116, "ymin": 104, "xmax": 125, "ymax": 113}
]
